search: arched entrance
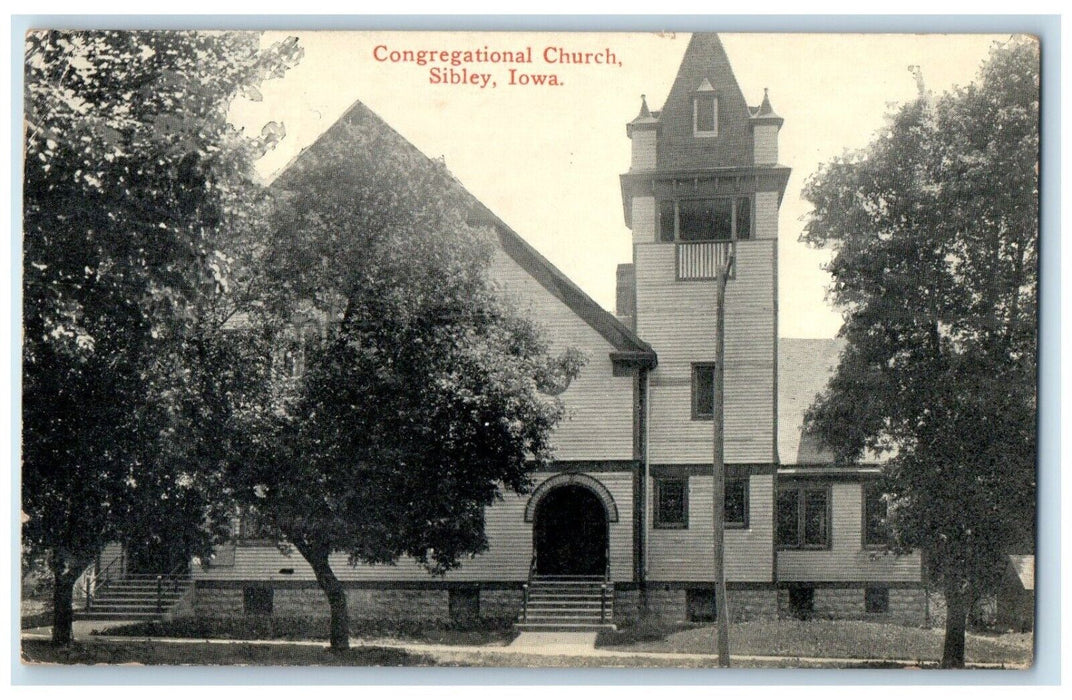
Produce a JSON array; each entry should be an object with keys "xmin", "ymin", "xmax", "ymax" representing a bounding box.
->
[{"xmin": 533, "ymin": 484, "xmax": 609, "ymax": 576}]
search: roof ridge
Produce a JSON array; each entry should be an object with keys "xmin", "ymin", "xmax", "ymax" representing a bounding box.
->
[{"xmin": 269, "ymin": 99, "xmax": 655, "ymax": 358}]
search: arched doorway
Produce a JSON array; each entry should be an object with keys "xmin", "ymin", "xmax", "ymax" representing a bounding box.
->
[{"xmin": 533, "ymin": 484, "xmax": 608, "ymax": 576}]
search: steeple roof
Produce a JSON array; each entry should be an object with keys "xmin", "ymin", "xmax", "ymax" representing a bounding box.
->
[
  {"xmin": 655, "ymin": 33, "xmax": 754, "ymax": 170},
  {"xmin": 752, "ymin": 87, "xmax": 784, "ymax": 127}
]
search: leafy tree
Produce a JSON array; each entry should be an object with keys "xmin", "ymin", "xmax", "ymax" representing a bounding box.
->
[
  {"xmin": 801, "ymin": 37, "xmax": 1038, "ymax": 668},
  {"xmin": 22, "ymin": 30, "xmax": 301, "ymax": 645},
  {"xmin": 231, "ymin": 107, "xmax": 582, "ymax": 650}
]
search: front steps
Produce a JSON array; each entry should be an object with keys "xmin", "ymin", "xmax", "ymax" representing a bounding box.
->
[
  {"xmin": 516, "ymin": 575, "xmax": 616, "ymax": 632},
  {"xmin": 75, "ymin": 574, "xmax": 192, "ymax": 621}
]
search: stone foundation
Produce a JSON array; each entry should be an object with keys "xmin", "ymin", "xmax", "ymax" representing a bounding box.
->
[
  {"xmin": 776, "ymin": 585, "xmax": 928, "ymax": 625},
  {"xmin": 478, "ymin": 588, "xmax": 523, "ymax": 618},
  {"xmin": 635, "ymin": 585, "xmax": 778, "ymax": 623},
  {"xmin": 193, "ymin": 581, "xmax": 926, "ymax": 625},
  {"xmin": 195, "ymin": 583, "xmax": 511, "ymax": 622},
  {"xmin": 729, "ymin": 588, "xmax": 778, "ymax": 620},
  {"xmin": 613, "ymin": 587, "xmax": 640, "ymax": 624}
]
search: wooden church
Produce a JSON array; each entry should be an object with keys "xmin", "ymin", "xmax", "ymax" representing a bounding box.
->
[{"xmin": 94, "ymin": 34, "xmax": 929, "ymax": 627}]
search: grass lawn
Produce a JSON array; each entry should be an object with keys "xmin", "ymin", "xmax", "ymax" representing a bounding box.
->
[
  {"xmin": 97, "ymin": 616, "xmax": 517, "ymax": 647},
  {"xmin": 22, "ymin": 639, "xmax": 435, "ymax": 666},
  {"xmin": 598, "ymin": 619, "xmax": 1033, "ymax": 666}
]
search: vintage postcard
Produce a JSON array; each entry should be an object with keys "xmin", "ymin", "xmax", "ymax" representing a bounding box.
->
[{"xmin": 20, "ymin": 29, "xmax": 1038, "ymax": 671}]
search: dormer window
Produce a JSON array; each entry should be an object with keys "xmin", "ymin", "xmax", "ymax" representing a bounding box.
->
[{"xmin": 693, "ymin": 79, "xmax": 718, "ymax": 136}]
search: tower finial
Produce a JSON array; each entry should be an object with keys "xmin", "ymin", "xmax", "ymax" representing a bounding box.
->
[
  {"xmin": 758, "ymin": 88, "xmax": 774, "ymax": 116},
  {"xmin": 638, "ymin": 94, "xmax": 651, "ymax": 118}
]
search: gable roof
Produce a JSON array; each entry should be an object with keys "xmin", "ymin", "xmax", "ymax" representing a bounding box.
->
[
  {"xmin": 270, "ymin": 100, "xmax": 655, "ymax": 361},
  {"xmin": 1007, "ymin": 554, "xmax": 1034, "ymax": 591},
  {"xmin": 778, "ymin": 337, "xmax": 845, "ymax": 465}
]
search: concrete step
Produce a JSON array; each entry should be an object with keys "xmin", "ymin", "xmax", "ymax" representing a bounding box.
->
[
  {"xmin": 75, "ymin": 611, "xmax": 163, "ymax": 621},
  {"xmin": 514, "ymin": 622, "xmax": 616, "ymax": 632}
]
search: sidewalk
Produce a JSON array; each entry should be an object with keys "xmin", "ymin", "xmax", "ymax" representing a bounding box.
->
[{"xmin": 19, "ymin": 625, "xmax": 1029, "ymax": 669}]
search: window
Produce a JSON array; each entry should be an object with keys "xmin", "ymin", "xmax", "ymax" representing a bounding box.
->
[
  {"xmin": 865, "ymin": 587, "xmax": 889, "ymax": 614},
  {"xmin": 863, "ymin": 484, "xmax": 890, "ymax": 548},
  {"xmin": 687, "ymin": 588, "xmax": 717, "ymax": 622},
  {"xmin": 243, "ymin": 586, "xmax": 273, "ymax": 615},
  {"xmin": 777, "ymin": 485, "xmax": 831, "ymax": 549},
  {"xmin": 655, "ymin": 478, "xmax": 688, "ymax": 528},
  {"xmin": 691, "ymin": 363, "xmax": 717, "ymax": 420},
  {"xmin": 694, "ymin": 94, "xmax": 718, "ymax": 135},
  {"xmin": 725, "ymin": 477, "xmax": 749, "ymax": 528},
  {"xmin": 787, "ymin": 585, "xmax": 814, "ymax": 619},
  {"xmin": 657, "ymin": 197, "xmax": 752, "ymax": 242},
  {"xmin": 680, "ymin": 199, "xmax": 733, "ymax": 241}
]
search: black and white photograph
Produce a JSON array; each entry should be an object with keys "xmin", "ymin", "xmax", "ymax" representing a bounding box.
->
[{"xmin": 18, "ymin": 27, "xmax": 1041, "ymax": 672}]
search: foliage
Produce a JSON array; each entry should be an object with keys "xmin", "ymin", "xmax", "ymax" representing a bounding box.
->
[
  {"xmin": 800, "ymin": 37, "xmax": 1038, "ymax": 667},
  {"xmin": 22, "ymin": 30, "xmax": 302, "ymax": 643},
  {"xmin": 228, "ymin": 106, "xmax": 582, "ymax": 649}
]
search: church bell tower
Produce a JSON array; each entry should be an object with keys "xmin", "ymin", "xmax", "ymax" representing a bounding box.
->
[{"xmin": 620, "ymin": 33, "xmax": 790, "ymax": 466}]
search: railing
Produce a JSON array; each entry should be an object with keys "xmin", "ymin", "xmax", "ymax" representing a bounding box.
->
[
  {"xmin": 83, "ymin": 549, "xmax": 125, "ymax": 612},
  {"xmin": 522, "ymin": 551, "xmax": 537, "ymax": 623},
  {"xmin": 676, "ymin": 241, "xmax": 735, "ymax": 281},
  {"xmin": 156, "ymin": 561, "xmax": 190, "ymax": 614},
  {"xmin": 600, "ymin": 540, "xmax": 611, "ymax": 624}
]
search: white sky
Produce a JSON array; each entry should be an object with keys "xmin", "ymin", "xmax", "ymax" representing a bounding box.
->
[{"xmin": 230, "ymin": 31, "xmax": 1007, "ymax": 339}]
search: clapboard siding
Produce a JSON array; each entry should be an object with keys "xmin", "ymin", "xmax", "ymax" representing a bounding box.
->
[
  {"xmin": 630, "ymin": 133, "xmax": 657, "ymax": 172},
  {"xmin": 753, "ymin": 125, "xmax": 778, "ymax": 166},
  {"xmin": 490, "ymin": 249, "xmax": 635, "ymax": 461},
  {"xmin": 636, "ymin": 239, "xmax": 776, "ymax": 464},
  {"xmin": 777, "ymin": 483, "xmax": 922, "ymax": 582},
  {"xmin": 194, "ymin": 470, "xmax": 635, "ymax": 583},
  {"xmin": 647, "ymin": 474, "xmax": 773, "ymax": 582},
  {"xmin": 632, "ymin": 196, "xmax": 656, "ymax": 244},
  {"xmin": 754, "ymin": 192, "xmax": 779, "ymax": 240}
]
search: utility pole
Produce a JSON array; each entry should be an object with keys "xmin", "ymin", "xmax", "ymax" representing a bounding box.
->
[{"xmin": 712, "ymin": 249, "xmax": 734, "ymax": 667}]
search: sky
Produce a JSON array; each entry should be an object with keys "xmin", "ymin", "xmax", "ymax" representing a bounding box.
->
[{"xmin": 229, "ymin": 31, "xmax": 1007, "ymax": 339}]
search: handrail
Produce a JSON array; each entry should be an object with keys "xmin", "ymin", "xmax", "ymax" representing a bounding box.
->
[
  {"xmin": 158, "ymin": 560, "xmax": 191, "ymax": 613},
  {"xmin": 602, "ymin": 539, "xmax": 611, "ymax": 623},
  {"xmin": 522, "ymin": 550, "xmax": 537, "ymax": 623},
  {"xmin": 86, "ymin": 549, "xmax": 125, "ymax": 611}
]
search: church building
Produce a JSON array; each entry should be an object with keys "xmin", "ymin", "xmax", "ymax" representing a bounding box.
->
[{"xmin": 185, "ymin": 33, "xmax": 927, "ymax": 627}]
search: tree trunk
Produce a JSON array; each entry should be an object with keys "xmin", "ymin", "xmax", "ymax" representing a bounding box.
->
[
  {"xmin": 300, "ymin": 544, "xmax": 350, "ymax": 651},
  {"xmin": 50, "ymin": 551, "xmax": 82, "ymax": 647},
  {"xmin": 941, "ymin": 581, "xmax": 968, "ymax": 668}
]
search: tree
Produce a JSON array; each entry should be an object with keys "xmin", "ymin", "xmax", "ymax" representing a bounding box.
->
[
  {"xmin": 22, "ymin": 30, "xmax": 301, "ymax": 645},
  {"xmin": 800, "ymin": 37, "xmax": 1038, "ymax": 668},
  {"xmin": 230, "ymin": 106, "xmax": 582, "ymax": 650}
]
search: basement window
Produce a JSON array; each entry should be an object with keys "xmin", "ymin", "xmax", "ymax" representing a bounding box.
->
[
  {"xmin": 243, "ymin": 586, "xmax": 273, "ymax": 615},
  {"xmin": 866, "ymin": 587, "xmax": 890, "ymax": 614},
  {"xmin": 687, "ymin": 588, "xmax": 717, "ymax": 622},
  {"xmin": 787, "ymin": 585, "xmax": 814, "ymax": 620}
]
